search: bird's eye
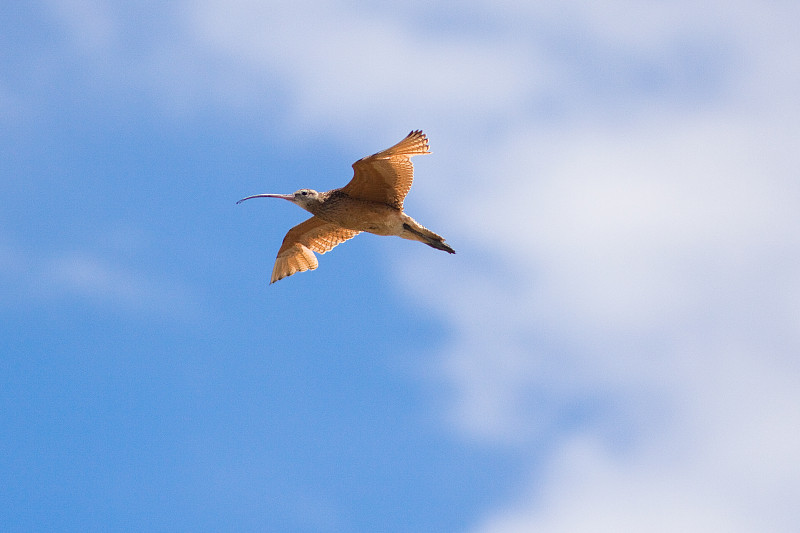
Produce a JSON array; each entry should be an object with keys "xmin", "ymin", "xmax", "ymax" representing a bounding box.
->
[{"xmin": 301, "ymin": 191, "xmax": 308, "ymax": 196}]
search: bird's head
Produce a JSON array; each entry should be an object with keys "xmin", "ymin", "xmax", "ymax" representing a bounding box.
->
[
  {"xmin": 236, "ymin": 188, "xmax": 321, "ymax": 213},
  {"xmin": 291, "ymin": 188, "xmax": 320, "ymax": 206}
]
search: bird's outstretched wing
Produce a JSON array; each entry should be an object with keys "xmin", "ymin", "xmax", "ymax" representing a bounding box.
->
[
  {"xmin": 271, "ymin": 216, "xmax": 360, "ymax": 283},
  {"xmin": 342, "ymin": 130, "xmax": 430, "ymax": 209}
]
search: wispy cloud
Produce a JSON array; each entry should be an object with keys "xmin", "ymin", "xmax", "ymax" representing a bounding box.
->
[
  {"xmin": 1, "ymin": 236, "xmax": 196, "ymax": 319},
  {"xmin": 42, "ymin": 252, "xmax": 190, "ymax": 314},
  {"xmin": 45, "ymin": 0, "xmax": 117, "ymax": 52},
  {"xmin": 182, "ymin": 0, "xmax": 548, "ymax": 139}
]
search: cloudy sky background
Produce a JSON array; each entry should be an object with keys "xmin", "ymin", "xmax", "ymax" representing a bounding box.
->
[{"xmin": 3, "ymin": 0, "xmax": 800, "ymax": 531}]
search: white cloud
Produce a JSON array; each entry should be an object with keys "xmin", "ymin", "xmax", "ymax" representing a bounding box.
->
[
  {"xmin": 471, "ymin": 435, "xmax": 762, "ymax": 533},
  {"xmin": 465, "ymin": 337, "xmax": 800, "ymax": 532},
  {"xmin": 183, "ymin": 0, "xmax": 549, "ymax": 138}
]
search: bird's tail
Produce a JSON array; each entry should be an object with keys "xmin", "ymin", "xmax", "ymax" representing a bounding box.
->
[{"xmin": 402, "ymin": 222, "xmax": 455, "ymax": 254}]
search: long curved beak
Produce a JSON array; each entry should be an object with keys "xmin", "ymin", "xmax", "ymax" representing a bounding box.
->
[{"xmin": 236, "ymin": 193, "xmax": 294, "ymax": 204}]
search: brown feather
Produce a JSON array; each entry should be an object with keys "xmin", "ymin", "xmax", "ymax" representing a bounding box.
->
[
  {"xmin": 342, "ymin": 130, "xmax": 430, "ymax": 209},
  {"xmin": 271, "ymin": 216, "xmax": 360, "ymax": 283}
]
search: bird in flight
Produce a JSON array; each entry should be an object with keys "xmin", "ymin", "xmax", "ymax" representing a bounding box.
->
[{"xmin": 238, "ymin": 130, "xmax": 455, "ymax": 283}]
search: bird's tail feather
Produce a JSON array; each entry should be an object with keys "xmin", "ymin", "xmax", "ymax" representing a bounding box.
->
[{"xmin": 402, "ymin": 223, "xmax": 455, "ymax": 254}]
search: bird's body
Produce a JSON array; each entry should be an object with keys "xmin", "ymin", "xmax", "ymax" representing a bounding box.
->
[
  {"xmin": 298, "ymin": 190, "xmax": 434, "ymax": 240},
  {"xmin": 238, "ymin": 130, "xmax": 454, "ymax": 283}
]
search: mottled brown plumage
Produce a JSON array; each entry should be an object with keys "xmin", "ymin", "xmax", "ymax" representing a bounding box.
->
[{"xmin": 238, "ymin": 130, "xmax": 454, "ymax": 283}]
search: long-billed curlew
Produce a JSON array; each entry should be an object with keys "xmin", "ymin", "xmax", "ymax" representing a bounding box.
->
[{"xmin": 237, "ymin": 130, "xmax": 455, "ymax": 283}]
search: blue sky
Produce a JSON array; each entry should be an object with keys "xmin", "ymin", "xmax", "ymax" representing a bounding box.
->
[{"xmin": 3, "ymin": 1, "xmax": 800, "ymax": 531}]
